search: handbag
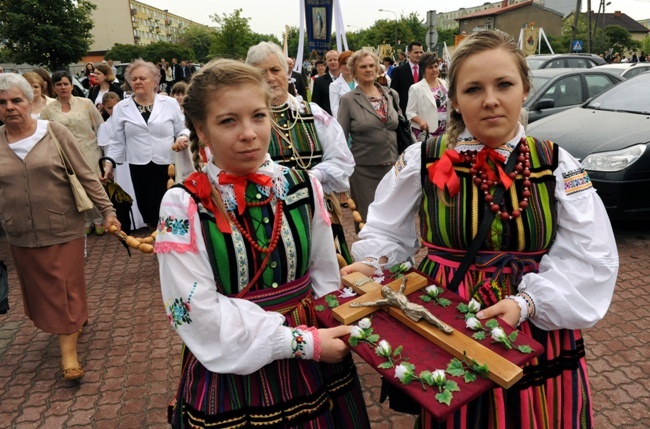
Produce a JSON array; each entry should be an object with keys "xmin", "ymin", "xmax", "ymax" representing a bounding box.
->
[
  {"xmin": 47, "ymin": 124, "xmax": 95, "ymax": 212},
  {"xmin": 99, "ymin": 158, "xmax": 135, "ymax": 233},
  {"xmin": 388, "ymin": 90, "xmax": 415, "ymax": 154}
]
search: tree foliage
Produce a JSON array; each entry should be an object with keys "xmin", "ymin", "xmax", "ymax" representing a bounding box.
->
[
  {"xmin": 104, "ymin": 44, "xmax": 145, "ymax": 63},
  {"xmin": 209, "ymin": 9, "xmax": 280, "ymax": 60},
  {"xmin": 178, "ymin": 25, "xmax": 218, "ymax": 63},
  {"xmin": 0, "ymin": 0, "xmax": 96, "ymax": 71},
  {"xmin": 604, "ymin": 25, "xmax": 640, "ymax": 54}
]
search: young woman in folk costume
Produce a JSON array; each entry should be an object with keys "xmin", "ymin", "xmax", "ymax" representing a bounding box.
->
[
  {"xmin": 155, "ymin": 59, "xmax": 370, "ymax": 429},
  {"xmin": 341, "ymin": 30, "xmax": 618, "ymax": 428},
  {"xmin": 245, "ymin": 42, "xmax": 355, "ymax": 266}
]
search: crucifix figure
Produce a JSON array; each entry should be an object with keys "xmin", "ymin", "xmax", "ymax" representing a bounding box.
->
[{"xmin": 350, "ymin": 277, "xmax": 454, "ymax": 334}]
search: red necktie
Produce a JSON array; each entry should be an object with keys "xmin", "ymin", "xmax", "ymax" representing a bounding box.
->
[
  {"xmin": 413, "ymin": 65, "xmax": 419, "ymax": 82},
  {"xmin": 219, "ymin": 172, "xmax": 273, "ymax": 216}
]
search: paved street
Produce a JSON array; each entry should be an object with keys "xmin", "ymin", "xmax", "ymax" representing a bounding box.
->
[{"xmin": 0, "ymin": 213, "xmax": 648, "ymax": 428}]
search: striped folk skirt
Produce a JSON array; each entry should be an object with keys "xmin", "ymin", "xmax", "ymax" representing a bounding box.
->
[
  {"xmin": 418, "ymin": 248, "xmax": 594, "ymax": 429},
  {"xmin": 169, "ymin": 275, "xmax": 370, "ymax": 429}
]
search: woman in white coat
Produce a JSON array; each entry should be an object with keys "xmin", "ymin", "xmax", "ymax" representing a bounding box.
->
[
  {"xmin": 103, "ymin": 59, "xmax": 190, "ymax": 228},
  {"xmin": 328, "ymin": 50, "xmax": 355, "ymax": 120},
  {"xmin": 405, "ymin": 52, "xmax": 449, "ymax": 141}
]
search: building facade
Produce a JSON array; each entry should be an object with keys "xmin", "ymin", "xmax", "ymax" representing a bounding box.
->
[
  {"xmin": 88, "ymin": 0, "xmax": 207, "ymax": 56},
  {"xmin": 437, "ymin": 0, "xmax": 574, "ymax": 30}
]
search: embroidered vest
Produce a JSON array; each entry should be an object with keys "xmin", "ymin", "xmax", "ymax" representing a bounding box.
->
[
  {"xmin": 420, "ymin": 136, "xmax": 559, "ymax": 253},
  {"xmin": 270, "ymin": 102, "xmax": 323, "ymax": 170},
  {"xmin": 198, "ymin": 169, "xmax": 315, "ymax": 295}
]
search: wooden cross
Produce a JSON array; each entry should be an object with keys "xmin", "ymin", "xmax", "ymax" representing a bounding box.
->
[{"xmin": 333, "ymin": 271, "xmax": 523, "ymax": 389}]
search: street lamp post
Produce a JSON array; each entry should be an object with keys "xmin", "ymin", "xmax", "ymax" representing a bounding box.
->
[{"xmin": 378, "ymin": 9, "xmax": 398, "ymax": 52}]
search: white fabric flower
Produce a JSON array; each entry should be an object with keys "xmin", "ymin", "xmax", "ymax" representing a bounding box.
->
[
  {"xmin": 394, "ymin": 363, "xmax": 410, "ymax": 381},
  {"xmin": 400, "ymin": 261, "xmax": 413, "ymax": 271},
  {"xmin": 376, "ymin": 340, "xmax": 392, "ymax": 357},
  {"xmin": 425, "ymin": 285, "xmax": 441, "ymax": 297},
  {"xmin": 432, "ymin": 369, "xmax": 446, "ymax": 385},
  {"xmin": 467, "ymin": 298, "xmax": 481, "ymax": 313},
  {"xmin": 466, "ymin": 317, "xmax": 482, "ymax": 330},
  {"xmin": 491, "ymin": 327, "xmax": 507, "ymax": 342},
  {"xmin": 350, "ymin": 326, "xmax": 364, "ymax": 339},
  {"xmin": 358, "ymin": 318, "xmax": 372, "ymax": 329}
]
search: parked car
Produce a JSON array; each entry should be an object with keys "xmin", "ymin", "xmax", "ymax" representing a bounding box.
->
[
  {"xmin": 526, "ymin": 53, "xmax": 606, "ymax": 70},
  {"xmin": 527, "ymin": 73, "xmax": 650, "ymax": 220},
  {"xmin": 596, "ymin": 62, "xmax": 650, "ymax": 79},
  {"xmin": 524, "ymin": 68, "xmax": 623, "ymax": 123}
]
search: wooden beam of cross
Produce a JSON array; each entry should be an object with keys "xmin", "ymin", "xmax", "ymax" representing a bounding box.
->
[{"xmin": 333, "ymin": 272, "xmax": 523, "ymax": 389}]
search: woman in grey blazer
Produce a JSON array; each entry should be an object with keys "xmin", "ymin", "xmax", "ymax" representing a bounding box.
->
[{"xmin": 337, "ymin": 50, "xmax": 400, "ymax": 228}]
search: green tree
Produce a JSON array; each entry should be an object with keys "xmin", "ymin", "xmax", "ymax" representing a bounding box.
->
[
  {"xmin": 436, "ymin": 27, "xmax": 458, "ymax": 49},
  {"xmin": 178, "ymin": 25, "xmax": 218, "ymax": 63},
  {"xmin": 143, "ymin": 42, "xmax": 194, "ymax": 64},
  {"xmin": 604, "ymin": 25, "xmax": 640, "ymax": 54},
  {"xmin": 285, "ymin": 26, "xmax": 309, "ymax": 58},
  {"xmin": 210, "ymin": 8, "xmax": 255, "ymax": 59},
  {"xmin": 105, "ymin": 44, "xmax": 145, "ymax": 63},
  {"xmin": 0, "ymin": 0, "xmax": 96, "ymax": 71}
]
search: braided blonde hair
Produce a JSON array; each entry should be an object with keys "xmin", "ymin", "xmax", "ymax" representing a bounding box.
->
[{"xmin": 445, "ymin": 30, "xmax": 531, "ymax": 148}]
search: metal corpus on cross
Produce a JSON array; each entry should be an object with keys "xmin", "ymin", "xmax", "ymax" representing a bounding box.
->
[{"xmin": 333, "ymin": 272, "xmax": 524, "ymax": 389}]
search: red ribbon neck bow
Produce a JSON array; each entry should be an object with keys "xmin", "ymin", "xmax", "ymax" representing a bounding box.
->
[
  {"xmin": 184, "ymin": 172, "xmax": 232, "ymax": 233},
  {"xmin": 474, "ymin": 147, "xmax": 513, "ymax": 191},
  {"xmin": 427, "ymin": 149, "xmax": 465, "ymax": 197},
  {"xmin": 219, "ymin": 171, "xmax": 273, "ymax": 216}
]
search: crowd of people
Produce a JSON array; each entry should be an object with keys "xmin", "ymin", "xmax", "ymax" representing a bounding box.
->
[{"xmin": 0, "ymin": 29, "xmax": 619, "ymax": 429}]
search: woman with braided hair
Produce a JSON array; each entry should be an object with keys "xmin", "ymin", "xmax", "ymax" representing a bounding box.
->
[
  {"xmin": 155, "ymin": 59, "xmax": 370, "ymax": 429},
  {"xmin": 341, "ymin": 30, "xmax": 618, "ymax": 428}
]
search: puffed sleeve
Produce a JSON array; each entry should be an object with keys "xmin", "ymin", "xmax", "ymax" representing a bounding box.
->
[
  {"xmin": 307, "ymin": 175, "xmax": 341, "ymax": 298},
  {"xmin": 155, "ymin": 188, "xmax": 318, "ymax": 374},
  {"xmin": 308, "ymin": 102, "xmax": 354, "ymax": 194},
  {"xmin": 351, "ymin": 143, "xmax": 423, "ymax": 265},
  {"xmin": 517, "ymin": 147, "xmax": 619, "ymax": 330}
]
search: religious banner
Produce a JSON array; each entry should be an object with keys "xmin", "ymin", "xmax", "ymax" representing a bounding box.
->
[
  {"xmin": 522, "ymin": 27, "xmax": 539, "ymax": 57},
  {"xmin": 304, "ymin": 0, "xmax": 333, "ymax": 57}
]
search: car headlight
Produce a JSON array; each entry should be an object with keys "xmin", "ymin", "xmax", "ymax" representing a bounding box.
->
[{"xmin": 581, "ymin": 143, "xmax": 648, "ymax": 172}]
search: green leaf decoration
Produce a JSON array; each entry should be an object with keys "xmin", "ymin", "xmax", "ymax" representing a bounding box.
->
[
  {"xmin": 472, "ymin": 361, "xmax": 489, "ymax": 377},
  {"xmin": 472, "ymin": 331, "xmax": 486, "ymax": 340},
  {"xmin": 419, "ymin": 370, "xmax": 434, "ymax": 386},
  {"xmin": 402, "ymin": 362, "xmax": 416, "ymax": 371},
  {"xmin": 420, "ymin": 295, "xmax": 432, "ymax": 303},
  {"xmin": 315, "ymin": 305, "xmax": 325, "ymax": 311},
  {"xmin": 464, "ymin": 372, "xmax": 477, "ymax": 383},
  {"xmin": 457, "ymin": 303, "xmax": 470, "ymax": 313},
  {"xmin": 508, "ymin": 331, "xmax": 519, "ymax": 342},
  {"xmin": 401, "ymin": 372, "xmax": 416, "ymax": 385},
  {"xmin": 435, "ymin": 390, "xmax": 453, "ymax": 406},
  {"xmin": 446, "ymin": 359, "xmax": 466, "ymax": 377},
  {"xmin": 367, "ymin": 334, "xmax": 380, "ymax": 343},
  {"xmin": 324, "ymin": 295, "xmax": 339, "ymax": 308},
  {"xmin": 517, "ymin": 345, "xmax": 533, "ymax": 354},
  {"xmin": 349, "ymin": 337, "xmax": 359, "ymax": 347},
  {"xmin": 438, "ymin": 298, "xmax": 452, "ymax": 307},
  {"xmin": 444, "ymin": 380, "xmax": 460, "ymax": 392},
  {"xmin": 378, "ymin": 361, "xmax": 394, "ymax": 369},
  {"xmin": 485, "ymin": 319, "xmax": 499, "ymax": 329},
  {"xmin": 393, "ymin": 345, "xmax": 403, "ymax": 356}
]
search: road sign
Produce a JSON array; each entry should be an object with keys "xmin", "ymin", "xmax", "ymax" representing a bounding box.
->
[{"xmin": 572, "ymin": 40, "xmax": 583, "ymax": 52}]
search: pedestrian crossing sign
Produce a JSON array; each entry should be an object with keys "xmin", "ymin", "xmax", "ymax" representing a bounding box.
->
[{"xmin": 572, "ymin": 40, "xmax": 583, "ymax": 52}]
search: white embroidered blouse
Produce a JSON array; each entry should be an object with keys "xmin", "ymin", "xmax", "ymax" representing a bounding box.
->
[
  {"xmin": 156, "ymin": 155, "xmax": 340, "ymax": 375},
  {"xmin": 352, "ymin": 125, "xmax": 619, "ymax": 331}
]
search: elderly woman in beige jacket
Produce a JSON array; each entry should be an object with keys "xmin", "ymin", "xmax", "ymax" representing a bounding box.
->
[
  {"xmin": 405, "ymin": 52, "xmax": 449, "ymax": 141},
  {"xmin": 0, "ymin": 73, "xmax": 120, "ymax": 381}
]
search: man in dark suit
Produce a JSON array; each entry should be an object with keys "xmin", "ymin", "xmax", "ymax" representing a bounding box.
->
[
  {"xmin": 311, "ymin": 50, "xmax": 340, "ymax": 115},
  {"xmin": 389, "ymin": 41, "xmax": 424, "ymax": 114},
  {"xmin": 286, "ymin": 57, "xmax": 308, "ymax": 100},
  {"xmin": 171, "ymin": 58, "xmax": 183, "ymax": 84}
]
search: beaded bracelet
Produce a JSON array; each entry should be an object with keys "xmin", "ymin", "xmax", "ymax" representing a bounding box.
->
[{"xmin": 518, "ymin": 292, "xmax": 537, "ymax": 319}]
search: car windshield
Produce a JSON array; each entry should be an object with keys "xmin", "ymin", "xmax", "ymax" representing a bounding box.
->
[
  {"xmin": 586, "ymin": 73, "xmax": 650, "ymax": 113},
  {"xmin": 526, "ymin": 58, "xmax": 546, "ymax": 70},
  {"xmin": 529, "ymin": 75, "xmax": 551, "ymax": 98}
]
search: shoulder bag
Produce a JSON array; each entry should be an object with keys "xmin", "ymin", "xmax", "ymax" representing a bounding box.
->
[
  {"xmin": 47, "ymin": 123, "xmax": 95, "ymax": 212},
  {"xmin": 388, "ymin": 90, "xmax": 415, "ymax": 154}
]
